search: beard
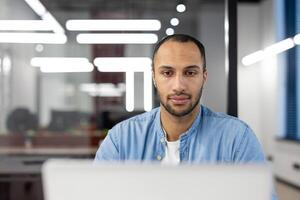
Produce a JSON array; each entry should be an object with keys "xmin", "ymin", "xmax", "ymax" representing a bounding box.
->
[{"xmin": 159, "ymin": 86, "xmax": 203, "ymax": 117}]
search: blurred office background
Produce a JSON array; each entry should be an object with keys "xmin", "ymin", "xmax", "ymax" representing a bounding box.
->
[{"xmin": 0, "ymin": 0, "xmax": 299, "ymax": 199}]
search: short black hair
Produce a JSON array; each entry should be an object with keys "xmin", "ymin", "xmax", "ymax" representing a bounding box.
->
[{"xmin": 152, "ymin": 34, "xmax": 206, "ymax": 70}]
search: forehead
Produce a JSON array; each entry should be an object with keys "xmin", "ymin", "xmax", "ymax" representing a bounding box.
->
[{"xmin": 153, "ymin": 41, "xmax": 203, "ymax": 67}]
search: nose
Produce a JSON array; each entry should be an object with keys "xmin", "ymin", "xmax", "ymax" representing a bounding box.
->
[{"xmin": 172, "ymin": 74, "xmax": 187, "ymax": 93}]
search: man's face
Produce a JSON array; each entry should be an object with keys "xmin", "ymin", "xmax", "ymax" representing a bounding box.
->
[{"xmin": 153, "ymin": 41, "xmax": 207, "ymax": 117}]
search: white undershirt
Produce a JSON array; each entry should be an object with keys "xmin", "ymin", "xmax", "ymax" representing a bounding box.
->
[{"xmin": 161, "ymin": 127, "xmax": 180, "ymax": 165}]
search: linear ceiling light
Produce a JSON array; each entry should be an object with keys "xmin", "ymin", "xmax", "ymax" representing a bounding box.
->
[
  {"xmin": 294, "ymin": 33, "xmax": 300, "ymax": 45},
  {"xmin": 264, "ymin": 38, "xmax": 294, "ymax": 55},
  {"xmin": 80, "ymin": 83, "xmax": 125, "ymax": 97},
  {"xmin": 42, "ymin": 13, "xmax": 65, "ymax": 34},
  {"xmin": 0, "ymin": 20, "xmax": 52, "ymax": 31},
  {"xmin": 94, "ymin": 57, "xmax": 152, "ymax": 71},
  {"xmin": 40, "ymin": 64, "xmax": 93, "ymax": 73},
  {"xmin": 31, "ymin": 57, "xmax": 93, "ymax": 73},
  {"xmin": 77, "ymin": 33, "xmax": 158, "ymax": 44},
  {"xmin": 66, "ymin": 19, "xmax": 161, "ymax": 31},
  {"xmin": 24, "ymin": 0, "xmax": 46, "ymax": 16},
  {"xmin": 242, "ymin": 38, "xmax": 296, "ymax": 66},
  {"xmin": 0, "ymin": 33, "xmax": 67, "ymax": 44},
  {"xmin": 94, "ymin": 57, "xmax": 152, "ymax": 112},
  {"xmin": 31, "ymin": 57, "xmax": 90, "ymax": 66},
  {"xmin": 24, "ymin": 0, "xmax": 65, "ymax": 34},
  {"xmin": 241, "ymin": 50, "xmax": 264, "ymax": 66}
]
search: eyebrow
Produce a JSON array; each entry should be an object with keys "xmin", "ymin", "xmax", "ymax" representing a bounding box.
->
[{"xmin": 158, "ymin": 65, "xmax": 201, "ymax": 70}]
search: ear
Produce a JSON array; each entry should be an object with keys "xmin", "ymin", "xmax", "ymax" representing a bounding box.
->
[
  {"xmin": 152, "ymin": 69, "xmax": 157, "ymax": 88},
  {"xmin": 203, "ymin": 68, "xmax": 208, "ymax": 84}
]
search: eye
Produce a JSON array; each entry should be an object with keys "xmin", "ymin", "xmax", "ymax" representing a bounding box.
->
[
  {"xmin": 161, "ymin": 70, "xmax": 174, "ymax": 77},
  {"xmin": 185, "ymin": 70, "xmax": 198, "ymax": 76}
]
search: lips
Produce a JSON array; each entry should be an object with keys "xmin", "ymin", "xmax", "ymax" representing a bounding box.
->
[{"xmin": 169, "ymin": 95, "xmax": 191, "ymax": 105}]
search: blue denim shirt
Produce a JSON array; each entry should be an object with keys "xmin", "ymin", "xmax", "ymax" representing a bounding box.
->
[
  {"xmin": 95, "ymin": 105, "xmax": 277, "ymax": 200},
  {"xmin": 95, "ymin": 105, "xmax": 265, "ymax": 163}
]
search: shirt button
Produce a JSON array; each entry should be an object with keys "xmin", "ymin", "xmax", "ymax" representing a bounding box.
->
[
  {"xmin": 160, "ymin": 138, "xmax": 165, "ymax": 143},
  {"xmin": 156, "ymin": 155, "xmax": 162, "ymax": 161}
]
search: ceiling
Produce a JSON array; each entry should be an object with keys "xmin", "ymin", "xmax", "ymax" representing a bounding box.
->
[
  {"xmin": 40, "ymin": 0, "xmax": 225, "ymax": 12},
  {"xmin": 40, "ymin": 0, "xmax": 262, "ymax": 12}
]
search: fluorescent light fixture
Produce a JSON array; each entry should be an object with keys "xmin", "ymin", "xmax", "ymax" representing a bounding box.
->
[
  {"xmin": 24, "ymin": 0, "xmax": 46, "ymax": 16},
  {"xmin": 294, "ymin": 33, "xmax": 300, "ymax": 45},
  {"xmin": 242, "ymin": 38, "xmax": 295, "ymax": 66},
  {"xmin": 241, "ymin": 50, "xmax": 264, "ymax": 66},
  {"xmin": 80, "ymin": 83, "xmax": 125, "ymax": 97},
  {"xmin": 24, "ymin": 0, "xmax": 65, "ymax": 34},
  {"xmin": 170, "ymin": 18, "xmax": 179, "ymax": 26},
  {"xmin": 77, "ymin": 33, "xmax": 158, "ymax": 44},
  {"xmin": 40, "ymin": 64, "xmax": 94, "ymax": 73},
  {"xmin": 42, "ymin": 12, "xmax": 65, "ymax": 34},
  {"xmin": 31, "ymin": 57, "xmax": 93, "ymax": 73},
  {"xmin": 126, "ymin": 72, "xmax": 135, "ymax": 112},
  {"xmin": 166, "ymin": 28, "xmax": 174, "ymax": 36},
  {"xmin": 143, "ymin": 71, "xmax": 153, "ymax": 111},
  {"xmin": 0, "ymin": 20, "xmax": 52, "ymax": 31},
  {"xmin": 94, "ymin": 57, "xmax": 152, "ymax": 71},
  {"xmin": 31, "ymin": 57, "xmax": 90, "ymax": 66},
  {"xmin": 264, "ymin": 38, "xmax": 294, "ymax": 56},
  {"xmin": 0, "ymin": 33, "xmax": 67, "ymax": 44},
  {"xmin": 176, "ymin": 4, "xmax": 186, "ymax": 13},
  {"xmin": 94, "ymin": 57, "xmax": 152, "ymax": 112},
  {"xmin": 66, "ymin": 19, "xmax": 161, "ymax": 31}
]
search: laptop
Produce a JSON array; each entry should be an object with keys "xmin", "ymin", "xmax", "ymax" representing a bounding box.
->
[{"xmin": 42, "ymin": 159, "xmax": 272, "ymax": 200}]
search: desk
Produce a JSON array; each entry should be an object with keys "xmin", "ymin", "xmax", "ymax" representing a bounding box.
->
[{"xmin": 0, "ymin": 133, "xmax": 105, "ymax": 200}]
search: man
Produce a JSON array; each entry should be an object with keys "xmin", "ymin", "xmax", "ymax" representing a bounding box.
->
[{"xmin": 94, "ymin": 34, "xmax": 265, "ymax": 164}]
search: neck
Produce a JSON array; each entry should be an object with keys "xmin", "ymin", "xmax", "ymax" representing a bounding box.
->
[{"xmin": 160, "ymin": 104, "xmax": 200, "ymax": 141}]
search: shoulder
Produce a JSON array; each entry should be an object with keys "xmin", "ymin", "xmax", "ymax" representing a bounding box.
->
[
  {"xmin": 109, "ymin": 107, "xmax": 159, "ymax": 135},
  {"xmin": 201, "ymin": 105, "xmax": 249, "ymax": 130}
]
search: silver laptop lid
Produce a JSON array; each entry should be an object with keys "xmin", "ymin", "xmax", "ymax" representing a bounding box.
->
[{"xmin": 42, "ymin": 159, "xmax": 272, "ymax": 200}]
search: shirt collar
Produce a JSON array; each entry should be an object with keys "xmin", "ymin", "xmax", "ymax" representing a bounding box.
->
[{"xmin": 155, "ymin": 105, "xmax": 203, "ymax": 140}]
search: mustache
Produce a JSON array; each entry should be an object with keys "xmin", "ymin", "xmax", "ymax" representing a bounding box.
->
[{"xmin": 167, "ymin": 91, "xmax": 191, "ymax": 98}]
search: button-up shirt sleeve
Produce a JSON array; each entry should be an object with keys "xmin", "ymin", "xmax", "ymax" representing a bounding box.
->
[
  {"xmin": 94, "ymin": 129, "xmax": 120, "ymax": 162},
  {"xmin": 233, "ymin": 126, "xmax": 265, "ymax": 163}
]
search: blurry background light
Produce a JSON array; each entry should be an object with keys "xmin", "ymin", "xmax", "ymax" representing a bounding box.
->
[
  {"xmin": 80, "ymin": 83, "xmax": 125, "ymax": 97},
  {"xmin": 42, "ymin": 12, "xmax": 65, "ymax": 34},
  {"xmin": 176, "ymin": 4, "xmax": 186, "ymax": 13},
  {"xmin": 35, "ymin": 44, "xmax": 44, "ymax": 52},
  {"xmin": 166, "ymin": 28, "xmax": 174, "ymax": 35},
  {"xmin": 170, "ymin": 18, "xmax": 179, "ymax": 26},
  {"xmin": 3, "ymin": 55, "xmax": 12, "ymax": 75},
  {"xmin": 94, "ymin": 57, "xmax": 152, "ymax": 70},
  {"xmin": 0, "ymin": 33, "xmax": 67, "ymax": 44},
  {"xmin": 24, "ymin": 0, "xmax": 46, "ymax": 16},
  {"xmin": 264, "ymin": 38, "xmax": 294, "ymax": 56},
  {"xmin": 241, "ymin": 50, "xmax": 264, "ymax": 66},
  {"xmin": 0, "ymin": 20, "xmax": 51, "ymax": 31},
  {"xmin": 40, "ymin": 64, "xmax": 94, "ymax": 73},
  {"xmin": 31, "ymin": 57, "xmax": 90, "ymax": 67},
  {"xmin": 31, "ymin": 57, "xmax": 94, "ymax": 73},
  {"xmin": 242, "ymin": 38, "xmax": 296, "ymax": 66},
  {"xmin": 66, "ymin": 19, "xmax": 161, "ymax": 31},
  {"xmin": 77, "ymin": 33, "xmax": 158, "ymax": 44},
  {"xmin": 293, "ymin": 33, "xmax": 300, "ymax": 45}
]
